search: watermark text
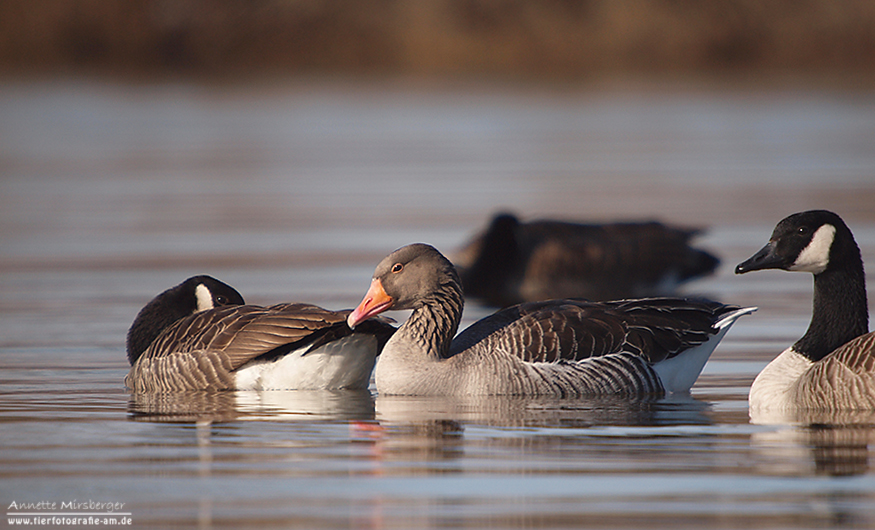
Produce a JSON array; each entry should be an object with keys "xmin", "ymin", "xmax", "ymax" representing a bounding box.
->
[{"xmin": 7, "ymin": 500, "xmax": 131, "ymax": 526}]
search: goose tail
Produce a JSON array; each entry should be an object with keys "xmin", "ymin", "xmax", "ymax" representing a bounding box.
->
[
  {"xmin": 715, "ymin": 306, "xmax": 758, "ymax": 330},
  {"xmin": 653, "ymin": 306, "xmax": 756, "ymax": 394}
]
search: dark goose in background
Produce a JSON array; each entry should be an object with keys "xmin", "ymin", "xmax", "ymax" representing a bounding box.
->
[
  {"xmin": 126, "ymin": 276, "xmax": 395, "ymax": 392},
  {"xmin": 453, "ymin": 212, "xmax": 720, "ymax": 307},
  {"xmin": 736, "ymin": 210, "xmax": 875, "ymax": 414},
  {"xmin": 348, "ymin": 243, "xmax": 753, "ymax": 397}
]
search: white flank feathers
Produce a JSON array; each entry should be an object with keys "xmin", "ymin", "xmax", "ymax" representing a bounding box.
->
[{"xmin": 235, "ymin": 334, "xmax": 378, "ymax": 390}]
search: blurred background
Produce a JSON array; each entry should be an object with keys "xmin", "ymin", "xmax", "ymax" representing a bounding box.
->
[
  {"xmin": 2, "ymin": 0, "xmax": 875, "ymax": 307},
  {"xmin": 3, "ymin": 4, "xmax": 875, "ymax": 528},
  {"xmin": 2, "ymin": 0, "xmax": 875, "ymax": 80},
  {"xmin": 2, "ymin": 0, "xmax": 874, "ymax": 307},
  {"xmin": 0, "ymin": 0, "xmax": 875, "ymax": 310}
]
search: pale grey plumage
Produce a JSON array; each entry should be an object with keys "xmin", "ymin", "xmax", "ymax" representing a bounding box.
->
[{"xmin": 349, "ymin": 243, "xmax": 751, "ymax": 397}]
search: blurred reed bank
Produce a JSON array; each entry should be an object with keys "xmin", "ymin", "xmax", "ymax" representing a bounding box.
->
[{"xmin": 1, "ymin": 0, "xmax": 874, "ymax": 80}]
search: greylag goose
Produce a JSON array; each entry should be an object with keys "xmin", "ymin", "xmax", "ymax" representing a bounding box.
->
[
  {"xmin": 736, "ymin": 210, "xmax": 875, "ymax": 412},
  {"xmin": 126, "ymin": 276, "xmax": 395, "ymax": 392},
  {"xmin": 453, "ymin": 212, "xmax": 720, "ymax": 307},
  {"xmin": 347, "ymin": 243, "xmax": 754, "ymax": 397}
]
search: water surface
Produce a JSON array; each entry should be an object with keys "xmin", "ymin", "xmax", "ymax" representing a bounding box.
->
[{"xmin": 2, "ymin": 79, "xmax": 875, "ymax": 529}]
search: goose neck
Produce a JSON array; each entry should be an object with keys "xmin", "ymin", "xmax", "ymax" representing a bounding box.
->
[
  {"xmin": 796, "ymin": 261, "xmax": 869, "ymax": 361},
  {"xmin": 401, "ymin": 280, "xmax": 464, "ymax": 360}
]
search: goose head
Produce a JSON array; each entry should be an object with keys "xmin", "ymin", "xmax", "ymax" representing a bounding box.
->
[
  {"xmin": 348, "ymin": 244, "xmax": 460, "ymax": 328},
  {"xmin": 735, "ymin": 210, "xmax": 853, "ymax": 276},
  {"xmin": 735, "ymin": 210, "xmax": 868, "ymax": 362},
  {"xmin": 126, "ymin": 275, "xmax": 245, "ymax": 364}
]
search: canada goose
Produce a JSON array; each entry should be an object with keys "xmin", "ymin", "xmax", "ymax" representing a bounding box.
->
[
  {"xmin": 125, "ymin": 276, "xmax": 395, "ymax": 392},
  {"xmin": 347, "ymin": 243, "xmax": 754, "ymax": 397},
  {"xmin": 126, "ymin": 275, "xmax": 246, "ymax": 365},
  {"xmin": 736, "ymin": 210, "xmax": 875, "ymax": 412},
  {"xmin": 453, "ymin": 212, "xmax": 720, "ymax": 307}
]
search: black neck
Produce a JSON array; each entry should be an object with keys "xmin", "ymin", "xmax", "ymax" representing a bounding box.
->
[
  {"xmin": 126, "ymin": 290, "xmax": 195, "ymax": 364},
  {"xmin": 404, "ymin": 277, "xmax": 464, "ymax": 360},
  {"xmin": 794, "ymin": 258, "xmax": 869, "ymax": 362}
]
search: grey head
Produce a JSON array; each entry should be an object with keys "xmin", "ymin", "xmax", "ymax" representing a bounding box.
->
[
  {"xmin": 372, "ymin": 243, "xmax": 460, "ymax": 311},
  {"xmin": 348, "ymin": 243, "xmax": 463, "ymax": 332},
  {"xmin": 126, "ymin": 275, "xmax": 245, "ymax": 364}
]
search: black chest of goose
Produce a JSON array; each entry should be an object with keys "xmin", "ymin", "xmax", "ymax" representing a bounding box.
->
[
  {"xmin": 736, "ymin": 210, "xmax": 875, "ymax": 415},
  {"xmin": 348, "ymin": 243, "xmax": 754, "ymax": 397}
]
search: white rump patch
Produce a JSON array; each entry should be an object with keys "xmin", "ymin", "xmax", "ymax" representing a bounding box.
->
[
  {"xmin": 789, "ymin": 224, "xmax": 835, "ymax": 274},
  {"xmin": 652, "ymin": 307, "xmax": 755, "ymax": 393},
  {"xmin": 194, "ymin": 284, "xmax": 214, "ymax": 312}
]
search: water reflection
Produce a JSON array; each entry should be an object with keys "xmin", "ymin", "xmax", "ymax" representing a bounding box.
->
[
  {"xmin": 128, "ymin": 389, "xmax": 712, "ymax": 427},
  {"xmin": 752, "ymin": 423, "xmax": 875, "ymax": 477},
  {"xmin": 750, "ymin": 402, "xmax": 875, "ymax": 476},
  {"xmin": 751, "ymin": 406, "xmax": 875, "ymax": 427},
  {"xmin": 374, "ymin": 392, "xmax": 713, "ymax": 428},
  {"xmin": 128, "ymin": 388, "xmax": 376, "ymax": 423}
]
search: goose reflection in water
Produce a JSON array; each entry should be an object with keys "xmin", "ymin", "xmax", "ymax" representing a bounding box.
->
[
  {"xmin": 127, "ymin": 388, "xmax": 377, "ymax": 423},
  {"xmin": 751, "ymin": 401, "xmax": 875, "ymax": 478},
  {"xmin": 751, "ymin": 416, "xmax": 875, "ymax": 478},
  {"xmin": 128, "ymin": 390, "xmax": 711, "ymax": 427},
  {"xmin": 373, "ymin": 392, "xmax": 712, "ymax": 429}
]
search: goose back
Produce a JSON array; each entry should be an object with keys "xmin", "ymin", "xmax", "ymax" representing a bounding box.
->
[
  {"xmin": 455, "ymin": 213, "xmax": 720, "ymax": 306},
  {"xmin": 127, "ymin": 303, "xmax": 395, "ymax": 392},
  {"xmin": 450, "ymin": 298, "xmax": 733, "ymax": 364},
  {"xmin": 792, "ymin": 332, "xmax": 875, "ymax": 409}
]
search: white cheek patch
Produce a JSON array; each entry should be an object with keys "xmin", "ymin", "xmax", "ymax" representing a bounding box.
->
[
  {"xmin": 194, "ymin": 284, "xmax": 214, "ymax": 312},
  {"xmin": 789, "ymin": 224, "xmax": 835, "ymax": 274}
]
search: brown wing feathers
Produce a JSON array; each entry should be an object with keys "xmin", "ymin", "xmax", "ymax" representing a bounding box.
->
[
  {"xmin": 218, "ymin": 304, "xmax": 350, "ymax": 368},
  {"xmin": 455, "ymin": 298, "xmax": 733, "ymax": 366},
  {"xmin": 128, "ymin": 303, "xmax": 356, "ymax": 392}
]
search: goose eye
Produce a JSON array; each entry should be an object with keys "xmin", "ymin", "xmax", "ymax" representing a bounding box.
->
[
  {"xmin": 215, "ymin": 296, "xmax": 228, "ymax": 305},
  {"xmin": 391, "ymin": 263, "xmax": 404, "ymax": 273},
  {"xmin": 797, "ymin": 226, "xmax": 811, "ymax": 236}
]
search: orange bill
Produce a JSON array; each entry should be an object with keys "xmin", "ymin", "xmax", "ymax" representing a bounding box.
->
[{"xmin": 347, "ymin": 278, "xmax": 394, "ymax": 329}]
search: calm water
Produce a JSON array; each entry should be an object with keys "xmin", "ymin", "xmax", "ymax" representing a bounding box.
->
[{"xmin": 2, "ymin": 78, "xmax": 875, "ymax": 529}]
